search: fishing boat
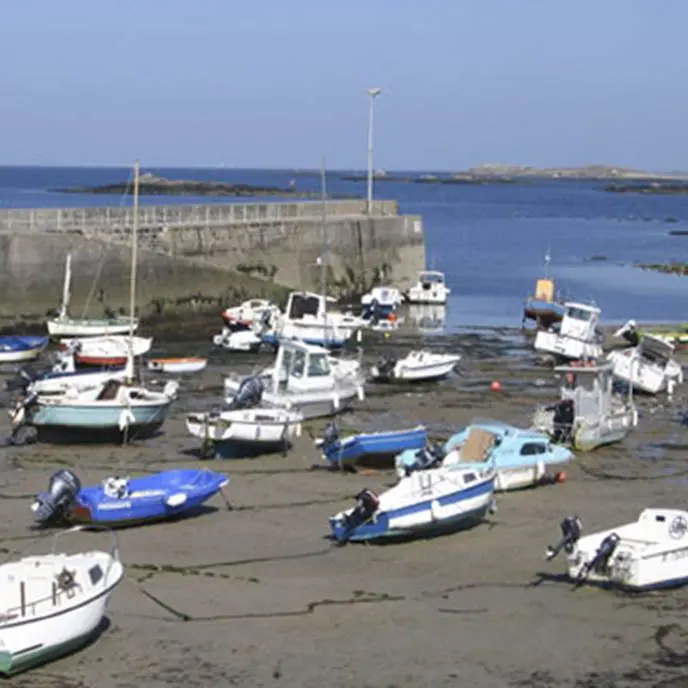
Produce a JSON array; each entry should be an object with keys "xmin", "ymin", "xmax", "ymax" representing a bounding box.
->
[
  {"xmin": 0, "ymin": 526, "xmax": 123, "ymax": 676},
  {"xmin": 46, "ymin": 254, "xmax": 136, "ymax": 338},
  {"xmin": 545, "ymin": 509, "xmax": 688, "ymax": 591},
  {"xmin": 369, "ymin": 350, "xmax": 460, "ymax": 383},
  {"xmin": 31, "ymin": 468, "xmax": 229, "ymax": 528},
  {"xmin": 0, "ymin": 336, "xmax": 49, "ymax": 364},
  {"xmin": 316, "ymin": 422, "xmax": 427, "ymax": 470},
  {"xmin": 224, "ymin": 339, "xmax": 365, "ymax": 420},
  {"xmin": 361, "ymin": 286, "xmax": 404, "ymax": 318},
  {"xmin": 186, "ymin": 408, "xmax": 303, "ymax": 458},
  {"xmin": 533, "ymin": 302, "xmax": 604, "ymax": 362},
  {"xmin": 532, "ymin": 360, "xmax": 637, "ymax": 452},
  {"xmin": 396, "ymin": 421, "xmax": 573, "ymax": 492},
  {"xmin": 328, "ymin": 462, "xmax": 496, "ymax": 543},
  {"xmin": 405, "ymin": 270, "xmax": 450, "ymax": 305},
  {"xmin": 61, "ymin": 335, "xmax": 153, "ymax": 367},
  {"xmin": 522, "ymin": 252, "xmax": 566, "ymax": 329},
  {"xmin": 608, "ymin": 321, "xmax": 683, "ymax": 395},
  {"xmin": 9, "ymin": 161, "xmax": 178, "ymax": 444},
  {"xmin": 147, "ymin": 357, "xmax": 207, "ymax": 374}
]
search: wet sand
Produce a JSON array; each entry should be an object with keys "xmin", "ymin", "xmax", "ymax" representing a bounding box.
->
[{"xmin": 2, "ymin": 327, "xmax": 688, "ymax": 687}]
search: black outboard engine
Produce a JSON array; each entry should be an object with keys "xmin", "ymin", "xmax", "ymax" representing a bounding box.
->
[
  {"xmin": 228, "ymin": 375, "xmax": 264, "ymax": 411},
  {"xmin": 545, "ymin": 515, "xmax": 583, "ymax": 560},
  {"xmin": 342, "ymin": 489, "xmax": 380, "ymax": 535},
  {"xmin": 575, "ymin": 532, "xmax": 621, "ymax": 586},
  {"xmin": 5, "ymin": 367, "xmax": 36, "ymax": 393},
  {"xmin": 405, "ymin": 442, "xmax": 444, "ymax": 475},
  {"xmin": 31, "ymin": 469, "xmax": 82, "ymax": 526},
  {"xmin": 321, "ymin": 421, "xmax": 340, "ymax": 452},
  {"xmin": 547, "ymin": 399, "xmax": 575, "ymax": 443},
  {"xmin": 375, "ymin": 354, "xmax": 398, "ymax": 381}
]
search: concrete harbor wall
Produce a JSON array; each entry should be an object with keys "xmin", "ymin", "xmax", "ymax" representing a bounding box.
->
[{"xmin": 0, "ymin": 199, "xmax": 425, "ymax": 320}]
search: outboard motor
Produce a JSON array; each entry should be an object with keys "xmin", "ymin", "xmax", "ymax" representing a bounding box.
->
[
  {"xmin": 613, "ymin": 319, "xmax": 640, "ymax": 348},
  {"xmin": 342, "ymin": 489, "xmax": 380, "ymax": 534},
  {"xmin": 405, "ymin": 442, "xmax": 444, "ymax": 475},
  {"xmin": 259, "ymin": 309, "xmax": 273, "ymax": 333},
  {"xmin": 362, "ymin": 298, "xmax": 382, "ymax": 323},
  {"xmin": 321, "ymin": 421, "xmax": 340, "ymax": 452},
  {"xmin": 8, "ymin": 389, "xmax": 39, "ymax": 443},
  {"xmin": 547, "ymin": 399, "xmax": 575, "ymax": 443},
  {"xmin": 5, "ymin": 367, "xmax": 36, "ymax": 393},
  {"xmin": 575, "ymin": 532, "xmax": 621, "ymax": 586},
  {"xmin": 228, "ymin": 375, "xmax": 264, "ymax": 410},
  {"xmin": 375, "ymin": 354, "xmax": 398, "ymax": 381},
  {"xmin": 31, "ymin": 469, "xmax": 82, "ymax": 526},
  {"xmin": 545, "ymin": 515, "xmax": 583, "ymax": 560}
]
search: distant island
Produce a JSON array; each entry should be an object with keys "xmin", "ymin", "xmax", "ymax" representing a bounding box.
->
[
  {"xmin": 339, "ymin": 164, "xmax": 688, "ymax": 185},
  {"xmin": 55, "ymin": 173, "xmax": 328, "ymax": 199}
]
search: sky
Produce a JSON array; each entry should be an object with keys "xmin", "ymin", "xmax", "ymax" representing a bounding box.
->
[{"xmin": 0, "ymin": 1, "xmax": 685, "ymax": 171}]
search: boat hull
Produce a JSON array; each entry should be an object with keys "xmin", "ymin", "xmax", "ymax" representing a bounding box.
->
[
  {"xmin": 147, "ymin": 358, "xmax": 208, "ymax": 374},
  {"xmin": 534, "ymin": 330, "xmax": 603, "ymax": 361},
  {"xmin": 406, "ymin": 288, "xmax": 449, "ymax": 305},
  {"xmin": 608, "ymin": 349, "xmax": 683, "ymax": 395},
  {"xmin": 47, "ymin": 318, "xmax": 137, "ymax": 338},
  {"xmin": 323, "ymin": 427, "xmax": 427, "ymax": 468},
  {"xmin": 0, "ymin": 336, "xmax": 49, "ymax": 363},
  {"xmin": 0, "ymin": 347, "xmax": 45, "ymax": 364},
  {"xmin": 523, "ymin": 299, "xmax": 566, "ymax": 328}
]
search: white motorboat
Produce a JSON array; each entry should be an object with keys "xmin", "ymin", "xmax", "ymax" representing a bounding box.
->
[
  {"xmin": 532, "ymin": 360, "xmax": 637, "ymax": 452},
  {"xmin": 608, "ymin": 321, "xmax": 683, "ymax": 395},
  {"xmin": 220, "ymin": 299, "xmax": 281, "ymax": 330},
  {"xmin": 46, "ymin": 254, "xmax": 137, "ymax": 338},
  {"xmin": 61, "ymin": 335, "xmax": 153, "ymax": 366},
  {"xmin": 186, "ymin": 407, "xmax": 303, "ymax": 458},
  {"xmin": 224, "ymin": 339, "xmax": 365, "ymax": 420},
  {"xmin": 263, "ymin": 292, "xmax": 363, "ymax": 349},
  {"xmin": 147, "ymin": 357, "xmax": 208, "ymax": 374},
  {"xmin": 406, "ymin": 270, "xmax": 451, "ymax": 305},
  {"xmin": 534, "ymin": 302, "xmax": 604, "ymax": 362},
  {"xmin": 212, "ymin": 327, "xmax": 263, "ymax": 352},
  {"xmin": 369, "ymin": 350, "xmax": 460, "ymax": 383},
  {"xmin": 360, "ymin": 286, "xmax": 404, "ymax": 317},
  {"xmin": 328, "ymin": 462, "xmax": 496, "ymax": 542},
  {"xmin": 0, "ymin": 526, "xmax": 123, "ymax": 676},
  {"xmin": 545, "ymin": 509, "xmax": 688, "ymax": 591}
]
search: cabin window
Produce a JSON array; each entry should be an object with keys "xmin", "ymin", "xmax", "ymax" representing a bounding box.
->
[
  {"xmin": 308, "ymin": 353, "xmax": 331, "ymax": 377},
  {"xmin": 88, "ymin": 565, "xmax": 103, "ymax": 586},
  {"xmin": 520, "ymin": 442, "xmax": 546, "ymax": 456},
  {"xmin": 566, "ymin": 307, "xmax": 594, "ymax": 322},
  {"xmin": 280, "ymin": 350, "xmax": 293, "ymax": 377},
  {"xmin": 291, "ymin": 351, "xmax": 306, "ymax": 378},
  {"xmin": 463, "ymin": 472, "xmax": 476, "ymax": 484}
]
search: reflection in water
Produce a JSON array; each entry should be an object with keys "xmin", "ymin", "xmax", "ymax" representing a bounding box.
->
[{"xmin": 408, "ymin": 305, "xmax": 446, "ymax": 334}]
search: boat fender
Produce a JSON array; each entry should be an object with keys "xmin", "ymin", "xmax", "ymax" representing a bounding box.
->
[
  {"xmin": 356, "ymin": 385, "xmax": 365, "ymax": 401},
  {"xmin": 118, "ymin": 408, "xmax": 136, "ymax": 432},
  {"xmin": 166, "ymin": 493, "xmax": 187, "ymax": 508},
  {"xmin": 164, "ymin": 380, "xmax": 180, "ymax": 399}
]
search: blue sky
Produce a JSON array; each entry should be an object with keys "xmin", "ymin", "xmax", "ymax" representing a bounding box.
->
[{"xmin": 0, "ymin": 1, "xmax": 685, "ymax": 170}]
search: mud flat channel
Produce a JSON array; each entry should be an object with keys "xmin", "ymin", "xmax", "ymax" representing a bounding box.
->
[{"xmin": 0, "ymin": 328, "xmax": 687, "ymax": 687}]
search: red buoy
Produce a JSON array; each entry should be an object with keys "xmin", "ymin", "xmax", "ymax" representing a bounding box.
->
[{"xmin": 490, "ymin": 380, "xmax": 502, "ymax": 392}]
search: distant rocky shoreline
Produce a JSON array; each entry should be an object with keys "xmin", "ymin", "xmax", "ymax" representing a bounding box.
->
[
  {"xmin": 604, "ymin": 182, "xmax": 688, "ymax": 195},
  {"xmin": 54, "ymin": 173, "xmax": 355, "ymax": 199}
]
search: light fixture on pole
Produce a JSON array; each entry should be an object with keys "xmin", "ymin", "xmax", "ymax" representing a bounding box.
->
[{"xmin": 366, "ymin": 87, "xmax": 382, "ymax": 214}]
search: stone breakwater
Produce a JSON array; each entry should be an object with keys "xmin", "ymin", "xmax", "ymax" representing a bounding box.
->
[{"xmin": 0, "ymin": 199, "xmax": 425, "ymax": 323}]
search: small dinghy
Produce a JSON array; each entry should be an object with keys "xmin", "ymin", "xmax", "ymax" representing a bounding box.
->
[
  {"xmin": 147, "ymin": 357, "xmax": 208, "ymax": 374},
  {"xmin": 0, "ymin": 336, "xmax": 49, "ymax": 364},
  {"xmin": 213, "ymin": 327, "xmax": 264, "ymax": 352},
  {"xmin": 31, "ymin": 468, "xmax": 229, "ymax": 527},
  {"xmin": 369, "ymin": 350, "xmax": 460, "ymax": 383},
  {"xmin": 0, "ymin": 526, "xmax": 123, "ymax": 676},
  {"xmin": 61, "ymin": 336, "xmax": 153, "ymax": 366},
  {"xmin": 316, "ymin": 421, "xmax": 427, "ymax": 470},
  {"xmin": 396, "ymin": 421, "xmax": 573, "ymax": 492},
  {"xmin": 545, "ymin": 509, "xmax": 688, "ymax": 591},
  {"xmin": 328, "ymin": 463, "xmax": 496, "ymax": 543}
]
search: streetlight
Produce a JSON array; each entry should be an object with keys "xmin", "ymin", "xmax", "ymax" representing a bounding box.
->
[{"xmin": 366, "ymin": 87, "xmax": 382, "ymax": 214}]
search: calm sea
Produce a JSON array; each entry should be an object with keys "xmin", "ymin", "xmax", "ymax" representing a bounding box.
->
[{"xmin": 0, "ymin": 165, "xmax": 686, "ymax": 329}]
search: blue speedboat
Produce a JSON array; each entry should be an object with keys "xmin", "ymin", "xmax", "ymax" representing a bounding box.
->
[
  {"xmin": 396, "ymin": 420, "xmax": 573, "ymax": 492},
  {"xmin": 0, "ymin": 336, "xmax": 49, "ymax": 364},
  {"xmin": 31, "ymin": 468, "xmax": 229, "ymax": 528},
  {"xmin": 317, "ymin": 422, "xmax": 427, "ymax": 469},
  {"xmin": 329, "ymin": 462, "xmax": 496, "ymax": 543}
]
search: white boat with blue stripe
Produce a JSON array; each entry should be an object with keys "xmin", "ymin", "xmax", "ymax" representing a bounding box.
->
[{"xmin": 328, "ymin": 462, "xmax": 496, "ymax": 543}]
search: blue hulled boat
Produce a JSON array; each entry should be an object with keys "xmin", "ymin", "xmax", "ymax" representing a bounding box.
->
[
  {"xmin": 31, "ymin": 468, "xmax": 229, "ymax": 527},
  {"xmin": 317, "ymin": 422, "xmax": 427, "ymax": 469},
  {"xmin": 522, "ymin": 253, "xmax": 567, "ymax": 329},
  {"xmin": 0, "ymin": 336, "xmax": 49, "ymax": 364},
  {"xmin": 396, "ymin": 420, "xmax": 573, "ymax": 491}
]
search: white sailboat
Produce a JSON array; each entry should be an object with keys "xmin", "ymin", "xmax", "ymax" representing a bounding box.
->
[
  {"xmin": 46, "ymin": 254, "xmax": 138, "ymax": 337},
  {"xmin": 13, "ymin": 161, "xmax": 176, "ymax": 444}
]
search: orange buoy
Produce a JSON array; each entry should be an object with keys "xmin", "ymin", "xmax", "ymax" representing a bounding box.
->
[
  {"xmin": 490, "ymin": 380, "xmax": 502, "ymax": 392},
  {"xmin": 555, "ymin": 471, "xmax": 567, "ymax": 483},
  {"xmin": 388, "ymin": 312, "xmax": 398, "ymax": 322}
]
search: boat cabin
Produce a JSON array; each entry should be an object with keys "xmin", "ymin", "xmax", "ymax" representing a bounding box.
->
[
  {"xmin": 285, "ymin": 292, "xmax": 336, "ymax": 322},
  {"xmin": 639, "ymin": 334, "xmax": 675, "ymax": 366},
  {"xmin": 272, "ymin": 339, "xmax": 337, "ymax": 392},
  {"xmin": 559, "ymin": 302, "xmax": 601, "ymax": 342},
  {"xmin": 554, "ymin": 361, "xmax": 619, "ymax": 424},
  {"xmin": 418, "ymin": 271, "xmax": 446, "ymax": 287}
]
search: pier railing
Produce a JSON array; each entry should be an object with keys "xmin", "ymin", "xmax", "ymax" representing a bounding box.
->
[{"xmin": 0, "ymin": 199, "xmax": 399, "ymax": 234}]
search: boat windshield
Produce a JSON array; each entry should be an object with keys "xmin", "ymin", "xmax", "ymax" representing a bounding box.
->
[
  {"xmin": 291, "ymin": 350, "xmax": 307, "ymax": 378},
  {"xmin": 308, "ymin": 353, "xmax": 331, "ymax": 377},
  {"xmin": 421, "ymin": 273, "xmax": 444, "ymax": 284},
  {"xmin": 566, "ymin": 306, "xmax": 594, "ymax": 322}
]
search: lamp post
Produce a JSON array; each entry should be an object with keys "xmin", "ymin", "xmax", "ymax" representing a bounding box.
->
[{"xmin": 366, "ymin": 87, "xmax": 382, "ymax": 214}]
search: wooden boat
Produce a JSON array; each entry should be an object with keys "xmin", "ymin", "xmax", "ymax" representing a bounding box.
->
[{"xmin": 147, "ymin": 357, "xmax": 207, "ymax": 374}]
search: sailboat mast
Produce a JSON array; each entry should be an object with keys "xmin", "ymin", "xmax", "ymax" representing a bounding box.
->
[
  {"xmin": 59, "ymin": 253, "xmax": 72, "ymax": 319},
  {"xmin": 320, "ymin": 158, "xmax": 328, "ymax": 336},
  {"xmin": 129, "ymin": 161, "xmax": 140, "ymax": 339}
]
